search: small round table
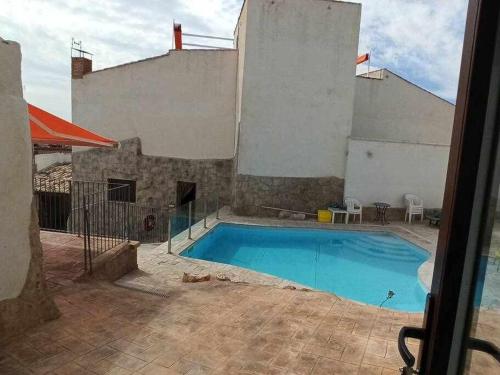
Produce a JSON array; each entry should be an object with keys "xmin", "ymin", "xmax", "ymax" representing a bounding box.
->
[{"xmin": 374, "ymin": 202, "xmax": 391, "ymax": 225}]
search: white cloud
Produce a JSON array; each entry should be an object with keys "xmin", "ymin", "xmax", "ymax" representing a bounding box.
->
[
  {"xmin": 0, "ymin": 0, "xmax": 241, "ymax": 119},
  {"xmin": 0, "ymin": 0, "xmax": 467, "ymax": 119},
  {"xmin": 355, "ymin": 0, "xmax": 468, "ymax": 101},
  {"xmin": 181, "ymin": 0, "xmax": 241, "ymax": 34}
]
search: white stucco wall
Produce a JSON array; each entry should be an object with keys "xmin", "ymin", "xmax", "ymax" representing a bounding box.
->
[
  {"xmin": 344, "ymin": 138, "xmax": 450, "ymax": 208},
  {"xmin": 352, "ymin": 70, "xmax": 455, "ymax": 145},
  {"xmin": 234, "ymin": 1, "xmax": 248, "ymax": 157},
  {"xmin": 0, "ymin": 38, "xmax": 32, "ymax": 301},
  {"xmin": 236, "ymin": 0, "xmax": 361, "ymax": 178},
  {"xmin": 72, "ymin": 50, "xmax": 237, "ymax": 159}
]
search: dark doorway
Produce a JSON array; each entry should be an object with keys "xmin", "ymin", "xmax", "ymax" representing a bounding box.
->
[
  {"xmin": 176, "ymin": 181, "xmax": 196, "ymax": 206},
  {"xmin": 36, "ymin": 191, "xmax": 71, "ymax": 231},
  {"xmin": 173, "ymin": 181, "xmax": 197, "ymax": 237}
]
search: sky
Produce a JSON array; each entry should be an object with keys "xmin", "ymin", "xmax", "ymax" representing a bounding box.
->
[{"xmin": 1, "ymin": 0, "xmax": 468, "ymax": 120}]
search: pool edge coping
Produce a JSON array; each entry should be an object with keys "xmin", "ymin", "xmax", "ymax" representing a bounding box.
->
[{"xmin": 162, "ymin": 212, "xmax": 433, "ymax": 311}]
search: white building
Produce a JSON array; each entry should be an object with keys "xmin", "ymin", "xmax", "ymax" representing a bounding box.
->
[
  {"xmin": 71, "ymin": 0, "xmax": 455, "ymax": 216},
  {"xmin": 346, "ymin": 69, "xmax": 455, "ymax": 209},
  {"xmin": 0, "ymin": 37, "xmax": 58, "ymax": 340}
]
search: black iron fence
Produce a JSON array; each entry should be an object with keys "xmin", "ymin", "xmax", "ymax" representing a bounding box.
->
[
  {"xmin": 35, "ymin": 177, "xmax": 221, "ymax": 272},
  {"xmin": 34, "ymin": 178, "xmax": 129, "ymax": 234},
  {"xmin": 129, "ymin": 205, "xmax": 170, "ymax": 243},
  {"xmin": 82, "ymin": 182, "xmax": 131, "ymax": 273},
  {"xmin": 34, "ymin": 178, "xmax": 72, "ymax": 232}
]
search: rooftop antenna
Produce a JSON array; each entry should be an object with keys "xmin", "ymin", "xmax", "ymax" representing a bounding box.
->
[
  {"xmin": 71, "ymin": 37, "xmax": 93, "ymax": 59},
  {"xmin": 172, "ymin": 19, "xmax": 175, "ymax": 50}
]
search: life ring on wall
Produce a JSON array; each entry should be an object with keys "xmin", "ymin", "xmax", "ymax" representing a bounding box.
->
[{"xmin": 144, "ymin": 214, "xmax": 156, "ymax": 232}]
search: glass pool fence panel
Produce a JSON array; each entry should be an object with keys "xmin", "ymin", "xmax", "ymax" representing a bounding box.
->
[
  {"xmin": 193, "ymin": 198, "xmax": 207, "ymax": 230},
  {"xmin": 167, "ymin": 194, "xmax": 220, "ymax": 247},
  {"xmin": 128, "ymin": 204, "xmax": 170, "ymax": 244},
  {"xmin": 169, "ymin": 200, "xmax": 193, "ymax": 242},
  {"xmin": 82, "ymin": 182, "xmax": 130, "ymax": 273}
]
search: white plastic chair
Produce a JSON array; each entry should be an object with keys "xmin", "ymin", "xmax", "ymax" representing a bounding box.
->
[
  {"xmin": 344, "ymin": 197, "xmax": 362, "ymax": 224},
  {"xmin": 404, "ymin": 194, "xmax": 424, "ymax": 223}
]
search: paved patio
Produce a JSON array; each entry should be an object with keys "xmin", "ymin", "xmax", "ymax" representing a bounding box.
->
[
  {"xmin": 41, "ymin": 231, "xmax": 86, "ymax": 290},
  {"xmin": 2, "ymin": 218, "xmax": 497, "ymax": 374},
  {"xmin": 1, "ymin": 279, "xmax": 424, "ymax": 375}
]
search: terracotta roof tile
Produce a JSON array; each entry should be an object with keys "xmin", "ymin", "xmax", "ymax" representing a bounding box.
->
[{"xmin": 34, "ymin": 163, "xmax": 72, "ymax": 193}]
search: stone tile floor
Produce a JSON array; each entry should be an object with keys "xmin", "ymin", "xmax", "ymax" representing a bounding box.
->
[
  {"xmin": 40, "ymin": 231, "xmax": 86, "ymax": 289},
  {"xmin": 3, "ymin": 218, "xmax": 497, "ymax": 374},
  {"xmin": 1, "ymin": 279, "xmax": 424, "ymax": 375}
]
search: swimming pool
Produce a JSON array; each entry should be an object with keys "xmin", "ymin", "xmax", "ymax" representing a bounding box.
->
[{"xmin": 181, "ymin": 224, "xmax": 430, "ymax": 312}]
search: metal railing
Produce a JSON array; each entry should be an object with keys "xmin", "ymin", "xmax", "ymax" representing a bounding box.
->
[
  {"xmin": 82, "ymin": 182, "xmax": 131, "ymax": 273},
  {"xmin": 182, "ymin": 32, "xmax": 234, "ymax": 49},
  {"xmin": 34, "ymin": 176, "xmax": 222, "ymax": 270},
  {"xmin": 34, "ymin": 178, "xmax": 130, "ymax": 236},
  {"xmin": 166, "ymin": 195, "xmax": 220, "ymax": 254},
  {"xmin": 129, "ymin": 205, "xmax": 170, "ymax": 244},
  {"xmin": 34, "ymin": 178, "xmax": 72, "ymax": 232}
]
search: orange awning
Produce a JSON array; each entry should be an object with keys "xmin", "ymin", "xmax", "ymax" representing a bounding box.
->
[{"xmin": 29, "ymin": 103, "xmax": 117, "ymax": 147}]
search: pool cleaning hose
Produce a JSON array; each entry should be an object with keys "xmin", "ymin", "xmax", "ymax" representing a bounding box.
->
[{"xmin": 379, "ymin": 290, "xmax": 396, "ymax": 307}]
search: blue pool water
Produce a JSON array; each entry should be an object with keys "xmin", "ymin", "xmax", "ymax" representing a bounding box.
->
[{"xmin": 181, "ymin": 224, "xmax": 430, "ymax": 312}]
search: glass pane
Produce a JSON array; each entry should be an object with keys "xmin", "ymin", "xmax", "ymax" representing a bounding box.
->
[
  {"xmin": 465, "ymin": 186, "xmax": 500, "ymax": 373},
  {"xmin": 168, "ymin": 196, "xmax": 219, "ymax": 244},
  {"xmin": 171, "ymin": 200, "xmax": 192, "ymax": 240}
]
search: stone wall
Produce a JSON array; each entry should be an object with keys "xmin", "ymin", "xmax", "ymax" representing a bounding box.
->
[
  {"xmin": 72, "ymin": 138, "xmax": 234, "ymax": 208},
  {"xmin": 232, "ymin": 174, "xmax": 345, "ymax": 216},
  {"xmin": 84, "ymin": 241, "xmax": 139, "ymax": 282},
  {"xmin": 0, "ymin": 204, "xmax": 59, "ymax": 343}
]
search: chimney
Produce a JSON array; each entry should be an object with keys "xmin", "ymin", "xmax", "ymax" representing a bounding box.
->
[
  {"xmin": 71, "ymin": 57, "xmax": 92, "ymax": 79},
  {"xmin": 173, "ymin": 23, "xmax": 182, "ymax": 50}
]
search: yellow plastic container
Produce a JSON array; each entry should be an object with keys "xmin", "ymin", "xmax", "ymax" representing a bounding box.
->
[{"xmin": 317, "ymin": 210, "xmax": 332, "ymax": 223}]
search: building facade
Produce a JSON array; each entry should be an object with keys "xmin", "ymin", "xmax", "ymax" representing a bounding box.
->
[
  {"xmin": 71, "ymin": 0, "xmax": 455, "ymax": 216},
  {"xmin": 72, "ymin": 49, "xmax": 237, "ymax": 208},
  {"xmin": 345, "ymin": 70, "xmax": 455, "ymax": 210},
  {"xmin": 232, "ymin": 0, "xmax": 360, "ymax": 215}
]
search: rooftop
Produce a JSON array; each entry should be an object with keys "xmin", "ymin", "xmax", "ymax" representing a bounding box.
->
[
  {"xmin": 34, "ymin": 163, "xmax": 72, "ymax": 193},
  {"xmin": 356, "ymin": 69, "xmax": 455, "ymax": 106}
]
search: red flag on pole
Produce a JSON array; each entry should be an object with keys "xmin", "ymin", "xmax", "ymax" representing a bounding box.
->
[{"xmin": 356, "ymin": 53, "xmax": 370, "ymax": 65}]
